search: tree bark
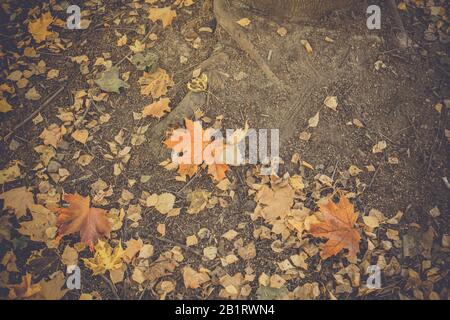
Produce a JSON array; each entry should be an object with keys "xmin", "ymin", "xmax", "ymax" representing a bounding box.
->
[{"xmin": 236, "ymin": 0, "xmax": 357, "ymax": 21}]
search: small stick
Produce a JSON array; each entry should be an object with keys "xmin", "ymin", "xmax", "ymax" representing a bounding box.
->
[
  {"xmin": 150, "ymin": 235, "xmax": 203, "ymax": 257},
  {"xmin": 3, "ymin": 85, "xmax": 65, "ymax": 141},
  {"xmin": 100, "ymin": 274, "xmax": 121, "ymax": 300}
]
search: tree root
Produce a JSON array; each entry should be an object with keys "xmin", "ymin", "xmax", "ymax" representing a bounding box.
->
[
  {"xmin": 387, "ymin": 0, "xmax": 412, "ymax": 48},
  {"xmin": 213, "ymin": 0, "xmax": 286, "ymax": 91}
]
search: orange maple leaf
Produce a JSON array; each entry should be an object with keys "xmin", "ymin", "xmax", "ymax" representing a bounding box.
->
[
  {"xmin": 164, "ymin": 118, "xmax": 209, "ymax": 178},
  {"xmin": 57, "ymin": 194, "xmax": 111, "ymax": 249},
  {"xmin": 309, "ymin": 196, "xmax": 361, "ymax": 260},
  {"xmin": 164, "ymin": 118, "xmax": 229, "ymax": 181}
]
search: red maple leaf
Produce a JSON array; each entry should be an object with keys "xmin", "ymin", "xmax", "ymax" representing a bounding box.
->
[{"xmin": 57, "ymin": 194, "xmax": 111, "ymax": 249}]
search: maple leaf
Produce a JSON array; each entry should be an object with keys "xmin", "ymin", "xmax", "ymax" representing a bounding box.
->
[
  {"xmin": 309, "ymin": 196, "xmax": 361, "ymax": 260},
  {"xmin": 57, "ymin": 194, "xmax": 112, "ymax": 249},
  {"xmin": 28, "ymin": 12, "xmax": 54, "ymax": 43},
  {"xmin": 164, "ymin": 118, "xmax": 210, "ymax": 178},
  {"xmin": 148, "ymin": 7, "xmax": 177, "ymax": 28},
  {"xmin": 83, "ymin": 240, "xmax": 125, "ymax": 275},
  {"xmin": 138, "ymin": 68, "xmax": 174, "ymax": 99},
  {"xmin": 142, "ymin": 98, "xmax": 171, "ymax": 119},
  {"xmin": 0, "ymin": 187, "xmax": 34, "ymax": 218}
]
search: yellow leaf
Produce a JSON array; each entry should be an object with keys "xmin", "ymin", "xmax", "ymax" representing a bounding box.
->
[
  {"xmin": 236, "ymin": 18, "xmax": 251, "ymax": 27},
  {"xmin": 0, "ymin": 98, "xmax": 12, "ymax": 113},
  {"xmin": 308, "ymin": 112, "xmax": 320, "ymax": 128},
  {"xmin": 277, "ymin": 27, "xmax": 287, "ymax": 37},
  {"xmin": 0, "ymin": 162, "xmax": 21, "ymax": 184},
  {"xmin": 82, "ymin": 240, "xmax": 124, "ymax": 275},
  {"xmin": 148, "ymin": 7, "xmax": 177, "ymax": 28},
  {"xmin": 142, "ymin": 98, "xmax": 171, "ymax": 119},
  {"xmin": 117, "ymin": 34, "xmax": 128, "ymax": 47},
  {"xmin": 397, "ymin": 2, "xmax": 407, "ymax": 11},
  {"xmin": 71, "ymin": 129, "xmax": 89, "ymax": 144},
  {"xmin": 28, "ymin": 12, "xmax": 54, "ymax": 43},
  {"xmin": 138, "ymin": 68, "xmax": 174, "ymax": 99},
  {"xmin": 301, "ymin": 39, "xmax": 313, "ymax": 54}
]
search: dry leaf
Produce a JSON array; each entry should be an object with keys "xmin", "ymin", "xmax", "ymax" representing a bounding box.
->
[
  {"xmin": 148, "ymin": 7, "xmax": 177, "ymax": 28},
  {"xmin": 308, "ymin": 112, "xmax": 320, "ymax": 128},
  {"xmin": 71, "ymin": 129, "xmax": 89, "ymax": 144},
  {"xmin": 237, "ymin": 18, "xmax": 251, "ymax": 27},
  {"xmin": 309, "ymin": 197, "xmax": 361, "ymax": 260},
  {"xmin": 142, "ymin": 98, "xmax": 171, "ymax": 119},
  {"xmin": 324, "ymin": 96, "xmax": 338, "ymax": 111},
  {"xmin": 57, "ymin": 194, "xmax": 112, "ymax": 249},
  {"xmin": 183, "ymin": 266, "xmax": 210, "ymax": 289},
  {"xmin": 138, "ymin": 68, "xmax": 174, "ymax": 99},
  {"xmin": 28, "ymin": 12, "xmax": 53, "ymax": 43},
  {"xmin": 0, "ymin": 187, "xmax": 34, "ymax": 218}
]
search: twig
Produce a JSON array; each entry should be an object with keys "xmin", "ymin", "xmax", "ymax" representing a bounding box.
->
[
  {"xmin": 2, "ymin": 85, "xmax": 65, "ymax": 141},
  {"xmin": 100, "ymin": 274, "xmax": 120, "ymax": 300},
  {"xmin": 365, "ymin": 165, "xmax": 382, "ymax": 192},
  {"xmin": 178, "ymin": 169, "xmax": 202, "ymax": 192},
  {"xmin": 150, "ymin": 235, "xmax": 203, "ymax": 257}
]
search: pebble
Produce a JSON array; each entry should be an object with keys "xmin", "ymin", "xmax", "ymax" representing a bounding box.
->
[{"xmin": 47, "ymin": 160, "xmax": 61, "ymax": 173}]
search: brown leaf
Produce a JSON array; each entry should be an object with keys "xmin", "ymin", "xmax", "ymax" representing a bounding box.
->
[{"xmin": 0, "ymin": 187, "xmax": 34, "ymax": 218}]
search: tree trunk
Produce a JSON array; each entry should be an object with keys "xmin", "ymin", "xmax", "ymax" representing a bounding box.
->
[{"xmin": 236, "ymin": 0, "xmax": 357, "ymax": 21}]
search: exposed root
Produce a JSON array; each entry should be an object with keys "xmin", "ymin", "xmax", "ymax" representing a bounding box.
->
[{"xmin": 214, "ymin": 0, "xmax": 286, "ymax": 91}]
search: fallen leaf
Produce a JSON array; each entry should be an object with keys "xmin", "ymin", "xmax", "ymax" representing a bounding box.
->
[
  {"xmin": 142, "ymin": 98, "xmax": 171, "ymax": 119},
  {"xmin": 277, "ymin": 27, "xmax": 287, "ymax": 37},
  {"xmin": 155, "ymin": 193, "xmax": 176, "ymax": 214},
  {"xmin": 19, "ymin": 204, "xmax": 57, "ymax": 245},
  {"xmin": 7, "ymin": 274, "xmax": 41, "ymax": 299},
  {"xmin": 83, "ymin": 240, "xmax": 124, "ymax": 275},
  {"xmin": 372, "ymin": 140, "xmax": 387, "ymax": 154},
  {"xmin": 28, "ymin": 12, "xmax": 53, "ymax": 43},
  {"xmin": 56, "ymin": 194, "xmax": 112, "ymax": 248},
  {"xmin": 0, "ymin": 187, "xmax": 34, "ymax": 218},
  {"xmin": 187, "ymin": 189, "xmax": 210, "ymax": 214},
  {"xmin": 183, "ymin": 266, "xmax": 210, "ymax": 289},
  {"xmin": 308, "ymin": 112, "xmax": 320, "ymax": 128},
  {"xmin": 237, "ymin": 18, "xmax": 251, "ymax": 27},
  {"xmin": 0, "ymin": 98, "xmax": 13, "ymax": 113},
  {"xmin": 301, "ymin": 39, "xmax": 313, "ymax": 54},
  {"xmin": 0, "ymin": 162, "xmax": 21, "ymax": 184},
  {"xmin": 95, "ymin": 67, "xmax": 130, "ymax": 93},
  {"xmin": 309, "ymin": 196, "xmax": 361, "ymax": 260},
  {"xmin": 324, "ymin": 96, "xmax": 338, "ymax": 111},
  {"xmin": 138, "ymin": 68, "xmax": 174, "ymax": 99},
  {"xmin": 71, "ymin": 129, "xmax": 89, "ymax": 144},
  {"xmin": 148, "ymin": 7, "xmax": 177, "ymax": 28}
]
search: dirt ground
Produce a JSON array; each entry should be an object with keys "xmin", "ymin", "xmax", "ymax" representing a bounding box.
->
[{"xmin": 0, "ymin": 0, "xmax": 448, "ymax": 300}]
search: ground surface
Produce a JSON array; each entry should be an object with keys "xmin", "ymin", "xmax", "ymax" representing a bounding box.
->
[{"xmin": 0, "ymin": 0, "xmax": 449, "ymax": 300}]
